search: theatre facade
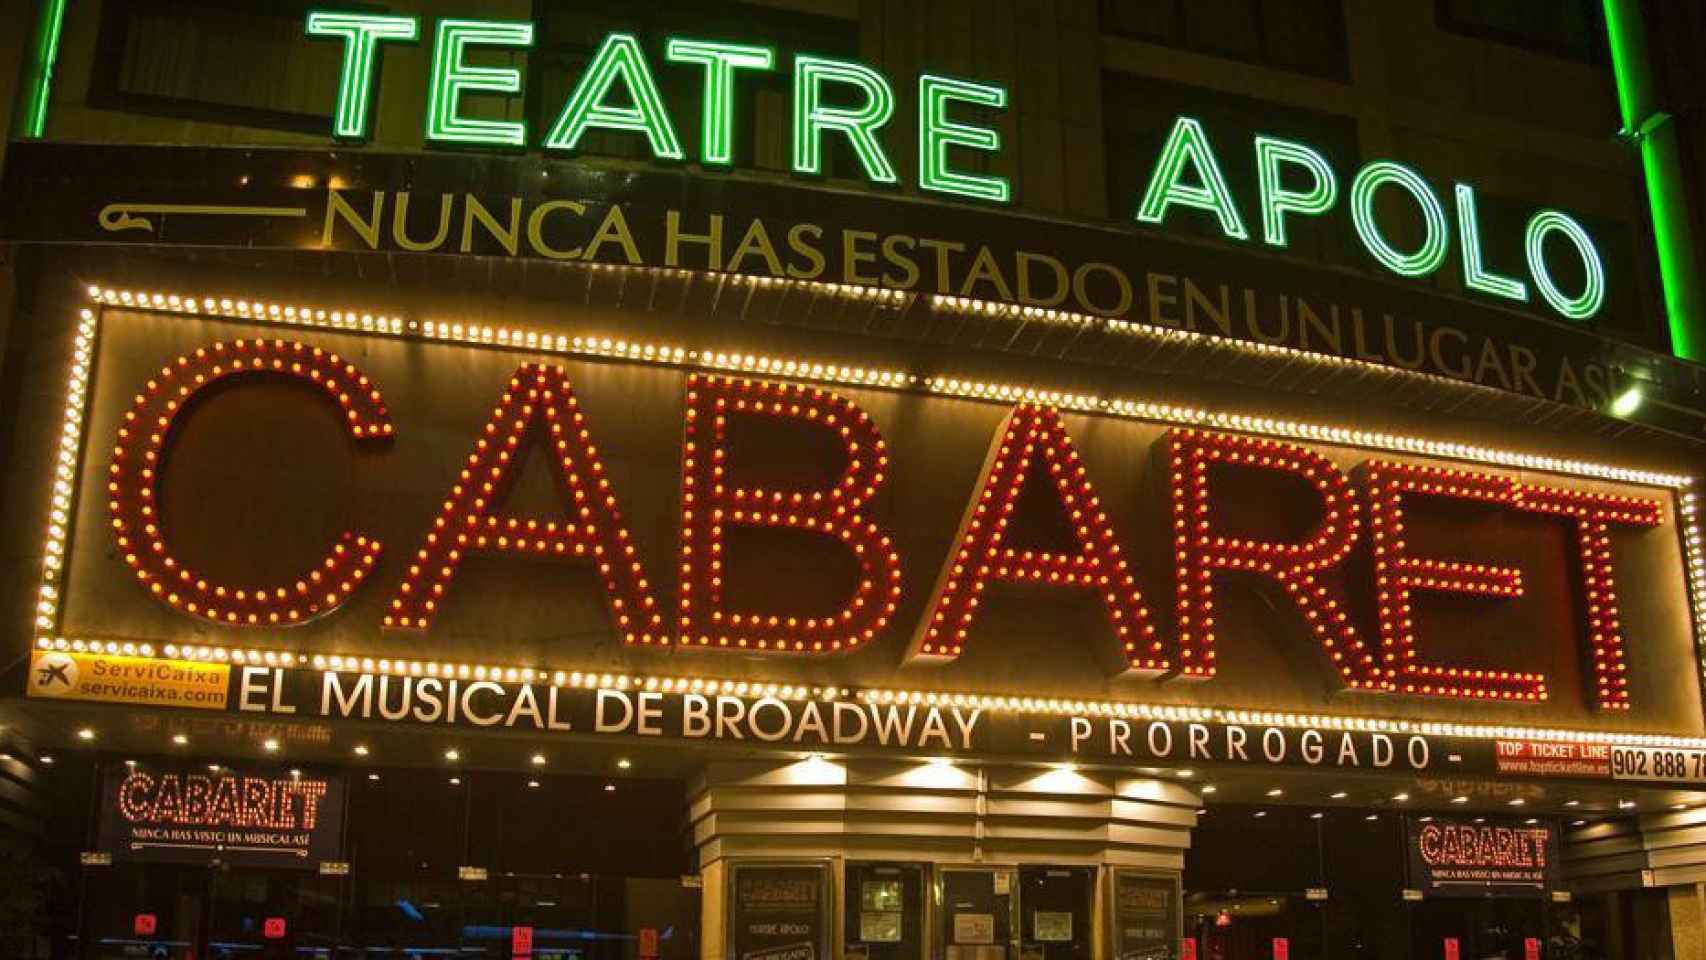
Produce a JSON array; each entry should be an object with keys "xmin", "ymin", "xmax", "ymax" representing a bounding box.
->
[{"xmin": 5, "ymin": 2, "xmax": 1706, "ymax": 959}]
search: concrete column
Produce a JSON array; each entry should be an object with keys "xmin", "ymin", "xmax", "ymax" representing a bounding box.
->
[
  {"xmin": 701, "ymin": 859, "xmax": 728, "ymax": 960},
  {"xmin": 1669, "ymin": 883, "xmax": 1706, "ymax": 960}
]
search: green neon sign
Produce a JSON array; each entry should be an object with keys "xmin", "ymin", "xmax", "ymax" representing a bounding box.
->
[
  {"xmin": 665, "ymin": 38, "xmax": 776, "ymax": 166},
  {"xmin": 1254, "ymin": 136, "xmax": 1336, "ymax": 248},
  {"xmin": 918, "ymin": 74, "xmax": 1010, "ymax": 202},
  {"xmin": 1527, "ymin": 210, "xmax": 1606, "ymax": 320},
  {"xmin": 545, "ymin": 33, "xmax": 684, "ymax": 159},
  {"xmin": 1136, "ymin": 117, "xmax": 1248, "ymax": 241},
  {"xmin": 303, "ymin": 11, "xmax": 1614, "ymax": 322},
  {"xmin": 1349, "ymin": 161, "xmax": 1449, "ymax": 278},
  {"xmin": 792, "ymin": 55, "xmax": 897, "ymax": 183},
  {"xmin": 425, "ymin": 19, "xmax": 534, "ymax": 147},
  {"xmin": 306, "ymin": 11, "xmax": 420, "ymax": 141},
  {"xmin": 1455, "ymin": 184, "xmax": 1527, "ymax": 302}
]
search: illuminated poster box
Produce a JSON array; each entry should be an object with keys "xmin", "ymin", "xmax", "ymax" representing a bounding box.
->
[{"xmin": 99, "ymin": 761, "xmax": 345, "ymax": 868}]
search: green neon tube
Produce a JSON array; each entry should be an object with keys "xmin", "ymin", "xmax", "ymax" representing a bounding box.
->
[
  {"xmin": 17, "ymin": 0, "xmax": 68, "ymax": 138},
  {"xmin": 1603, "ymin": 0, "xmax": 1704, "ymax": 361}
]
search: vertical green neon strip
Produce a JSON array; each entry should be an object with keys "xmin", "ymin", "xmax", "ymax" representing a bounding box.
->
[
  {"xmin": 18, "ymin": 0, "xmax": 69, "ymax": 138},
  {"xmin": 1604, "ymin": 0, "xmax": 1703, "ymax": 359}
]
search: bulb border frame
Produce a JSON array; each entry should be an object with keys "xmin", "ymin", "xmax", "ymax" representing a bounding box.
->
[{"xmin": 23, "ymin": 283, "xmax": 1706, "ymax": 755}]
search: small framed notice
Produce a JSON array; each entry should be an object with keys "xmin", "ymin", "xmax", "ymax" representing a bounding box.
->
[
  {"xmin": 954, "ymin": 913, "xmax": 996, "ymax": 945},
  {"xmin": 1033, "ymin": 912, "xmax": 1073, "ymax": 943}
]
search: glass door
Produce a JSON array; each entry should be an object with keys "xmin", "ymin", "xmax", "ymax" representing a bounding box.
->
[
  {"xmin": 82, "ymin": 863, "xmax": 207, "ymax": 960},
  {"xmin": 937, "ymin": 867, "xmax": 1017, "ymax": 960},
  {"xmin": 845, "ymin": 862, "xmax": 925, "ymax": 960},
  {"xmin": 1017, "ymin": 867, "xmax": 1093, "ymax": 960}
]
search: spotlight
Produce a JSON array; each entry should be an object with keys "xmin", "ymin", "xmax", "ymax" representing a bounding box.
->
[{"xmin": 1610, "ymin": 385, "xmax": 1644, "ymax": 417}]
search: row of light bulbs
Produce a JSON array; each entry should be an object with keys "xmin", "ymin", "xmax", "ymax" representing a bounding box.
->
[
  {"xmin": 33, "ymin": 632, "xmax": 1706, "ymax": 751},
  {"xmin": 82, "ymin": 285, "xmax": 1690, "ymax": 488}
]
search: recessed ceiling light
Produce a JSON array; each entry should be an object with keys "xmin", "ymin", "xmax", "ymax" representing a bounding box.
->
[
  {"xmin": 208, "ymin": 764, "xmax": 221, "ymax": 772},
  {"xmin": 1508, "ymin": 799, "xmax": 1526, "ymax": 807},
  {"xmin": 1195, "ymin": 808, "xmax": 1207, "ymax": 816},
  {"xmin": 1619, "ymin": 800, "xmax": 1637, "ymax": 810},
  {"xmin": 368, "ymin": 773, "xmax": 380, "ymax": 781},
  {"xmin": 449, "ymin": 777, "xmax": 462, "ymax": 786},
  {"xmin": 1253, "ymin": 811, "xmax": 1268, "ymax": 818},
  {"xmin": 1564, "ymin": 800, "xmax": 1580, "ymax": 808},
  {"xmin": 1177, "ymin": 769, "xmax": 1195, "ymax": 779},
  {"xmin": 1525, "ymin": 818, "xmax": 1539, "ymax": 824},
  {"xmin": 1570, "ymin": 819, "xmax": 1586, "ymax": 827},
  {"xmin": 289, "ymin": 769, "xmax": 301, "ymax": 778},
  {"xmin": 527, "ymin": 779, "xmax": 541, "ymax": 789},
  {"xmin": 616, "ymin": 758, "xmax": 632, "ymax": 770},
  {"xmin": 353, "ymin": 745, "xmax": 369, "ymax": 757},
  {"xmin": 1418, "ymin": 816, "xmax": 1433, "ymax": 823},
  {"xmin": 444, "ymin": 749, "xmax": 460, "ymax": 762},
  {"xmin": 1266, "ymin": 788, "xmax": 1284, "ymax": 797},
  {"xmin": 1310, "ymin": 812, "xmax": 1324, "ymax": 820},
  {"xmin": 124, "ymin": 759, "xmax": 136, "ymax": 767},
  {"xmin": 604, "ymin": 784, "xmax": 616, "ymax": 792},
  {"xmin": 39, "ymin": 756, "xmax": 53, "ymax": 765},
  {"xmin": 1201, "ymin": 785, "xmax": 1217, "ymax": 795},
  {"xmin": 1391, "ymin": 793, "xmax": 1409, "ymax": 802},
  {"xmin": 1330, "ymin": 791, "xmax": 1349, "ymax": 800},
  {"xmin": 172, "ymin": 734, "xmax": 188, "ymax": 746},
  {"xmin": 76, "ymin": 728, "xmax": 94, "ymax": 741},
  {"xmin": 531, "ymin": 753, "xmax": 547, "ymax": 766},
  {"xmin": 1451, "ymin": 796, "xmax": 1469, "ymax": 804},
  {"xmin": 1365, "ymin": 814, "xmax": 1379, "ymax": 821},
  {"xmin": 262, "ymin": 739, "xmax": 280, "ymax": 752}
]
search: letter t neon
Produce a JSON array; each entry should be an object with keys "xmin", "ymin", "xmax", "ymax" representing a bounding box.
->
[
  {"xmin": 305, "ymin": 11, "xmax": 420, "ymax": 141},
  {"xmin": 666, "ymin": 38, "xmax": 775, "ymax": 165}
]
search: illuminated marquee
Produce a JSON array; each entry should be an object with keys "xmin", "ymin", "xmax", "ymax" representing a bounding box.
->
[
  {"xmin": 97, "ymin": 334, "xmax": 1670, "ymax": 709},
  {"xmin": 303, "ymin": 13, "xmax": 1605, "ymax": 319}
]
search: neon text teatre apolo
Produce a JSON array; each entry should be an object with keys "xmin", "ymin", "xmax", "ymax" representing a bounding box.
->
[
  {"xmin": 305, "ymin": 12, "xmax": 1608, "ymax": 320},
  {"xmin": 110, "ymin": 342, "xmax": 1664, "ymax": 710}
]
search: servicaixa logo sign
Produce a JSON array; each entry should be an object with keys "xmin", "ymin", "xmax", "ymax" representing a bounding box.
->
[{"xmin": 305, "ymin": 13, "xmax": 1608, "ymax": 321}]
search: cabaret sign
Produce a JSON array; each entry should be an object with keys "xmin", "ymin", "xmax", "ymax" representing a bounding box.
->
[
  {"xmin": 99, "ymin": 762, "xmax": 344, "ymax": 867},
  {"xmin": 1407, "ymin": 818, "xmax": 1560, "ymax": 897},
  {"xmin": 302, "ymin": 12, "xmax": 1607, "ymax": 320},
  {"xmin": 96, "ymin": 336, "xmax": 1672, "ymax": 710}
]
